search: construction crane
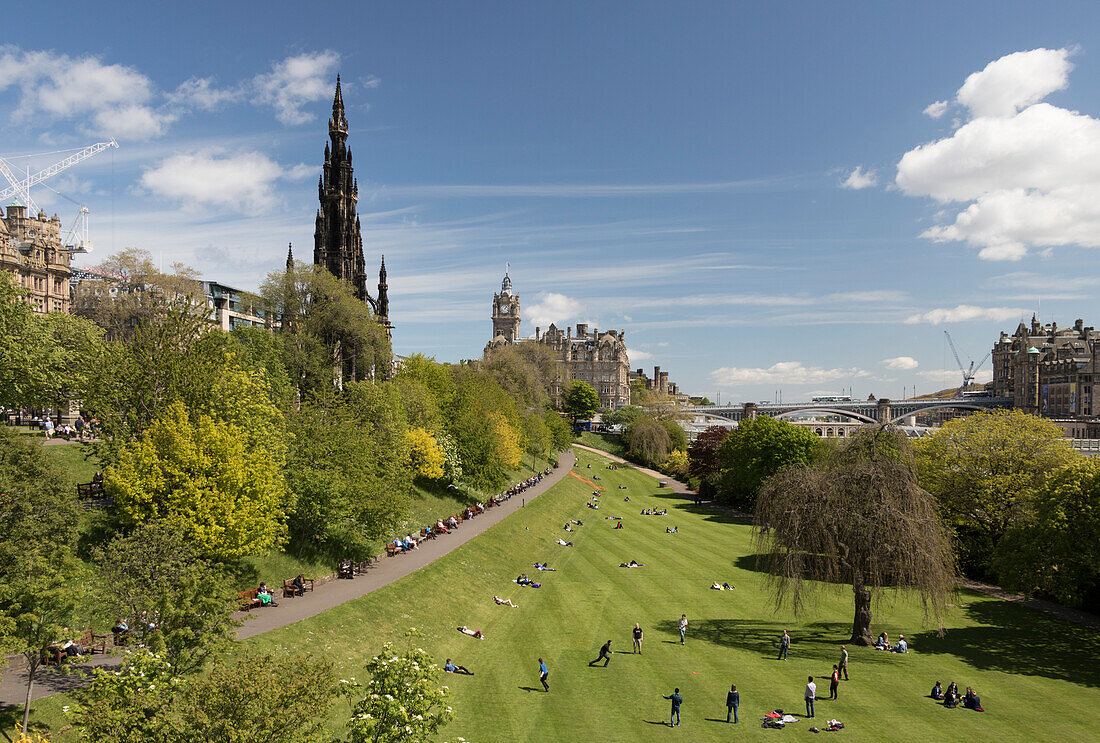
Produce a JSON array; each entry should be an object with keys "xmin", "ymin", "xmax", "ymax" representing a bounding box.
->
[
  {"xmin": 0, "ymin": 139, "xmax": 119, "ymax": 216},
  {"xmin": 60, "ymin": 205, "xmax": 92, "ymax": 253},
  {"xmin": 944, "ymin": 330, "xmax": 991, "ymax": 397}
]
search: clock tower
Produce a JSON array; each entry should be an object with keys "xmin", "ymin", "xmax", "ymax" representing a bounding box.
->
[{"xmin": 491, "ymin": 271, "xmax": 520, "ymax": 343}]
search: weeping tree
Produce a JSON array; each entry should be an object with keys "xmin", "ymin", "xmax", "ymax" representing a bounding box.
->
[{"xmin": 753, "ymin": 426, "xmax": 955, "ymax": 645}]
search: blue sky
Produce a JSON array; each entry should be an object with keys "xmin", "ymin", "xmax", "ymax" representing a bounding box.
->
[{"xmin": 4, "ymin": 0, "xmax": 1100, "ymax": 402}]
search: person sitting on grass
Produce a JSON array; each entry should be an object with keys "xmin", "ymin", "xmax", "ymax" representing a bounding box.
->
[
  {"xmin": 892, "ymin": 635, "xmax": 908, "ymax": 653},
  {"xmin": 458, "ymin": 626, "xmax": 483, "ymax": 639},
  {"xmin": 587, "ymin": 503, "xmax": 599, "ymax": 510},
  {"xmin": 516, "ymin": 573, "xmax": 531, "ymax": 585},
  {"xmin": 444, "ymin": 659, "xmax": 474, "ymax": 675},
  {"xmin": 494, "ymin": 595, "xmax": 519, "ymax": 607},
  {"xmin": 667, "ymin": 526, "xmax": 678, "ymax": 533},
  {"xmin": 874, "ymin": 632, "xmax": 890, "ymax": 650},
  {"xmin": 930, "ymin": 681, "xmax": 944, "ymax": 700},
  {"xmin": 962, "ymin": 687, "xmax": 983, "ymax": 711},
  {"xmin": 557, "ymin": 539, "xmax": 574, "ymax": 546},
  {"xmin": 943, "ymin": 682, "xmax": 959, "ymax": 708},
  {"xmin": 614, "ymin": 522, "xmax": 623, "ymax": 529}
]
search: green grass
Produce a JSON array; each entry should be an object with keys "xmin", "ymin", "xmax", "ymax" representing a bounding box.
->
[
  {"xmin": 575, "ymin": 431, "xmax": 627, "ymax": 459},
  {"xmin": 13, "ymin": 447, "xmax": 1100, "ymax": 742},
  {"xmin": 41, "ymin": 440, "xmax": 102, "ymax": 484}
]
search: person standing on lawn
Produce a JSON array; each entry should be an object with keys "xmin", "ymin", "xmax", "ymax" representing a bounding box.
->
[
  {"xmin": 726, "ymin": 684, "xmax": 740, "ymax": 723},
  {"xmin": 778, "ymin": 630, "xmax": 791, "ymax": 660},
  {"xmin": 632, "ymin": 622, "xmax": 644, "ymax": 653},
  {"xmin": 804, "ymin": 676, "xmax": 816, "ymax": 718},
  {"xmin": 678, "ymin": 614, "xmax": 688, "ymax": 644},
  {"xmin": 539, "ymin": 658, "xmax": 549, "ymax": 691},
  {"xmin": 839, "ymin": 645, "xmax": 849, "ymax": 680},
  {"xmin": 663, "ymin": 688, "xmax": 683, "ymax": 726},
  {"xmin": 589, "ymin": 639, "xmax": 613, "ymax": 667},
  {"xmin": 830, "ymin": 665, "xmax": 840, "ymax": 700}
]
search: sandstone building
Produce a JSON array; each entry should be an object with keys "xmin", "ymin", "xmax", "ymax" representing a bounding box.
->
[
  {"xmin": 484, "ymin": 272, "xmax": 631, "ymax": 409},
  {"xmin": 312, "ymin": 76, "xmax": 391, "ymax": 338},
  {"xmin": 992, "ymin": 315, "xmax": 1100, "ymax": 418},
  {"xmin": 0, "ymin": 204, "xmax": 72, "ymax": 313}
]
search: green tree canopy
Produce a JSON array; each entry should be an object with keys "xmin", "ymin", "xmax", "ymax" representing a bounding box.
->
[
  {"xmin": 624, "ymin": 415, "xmax": 672, "ymax": 467},
  {"xmin": 716, "ymin": 415, "xmax": 820, "ymax": 509},
  {"xmin": 687, "ymin": 425, "xmax": 731, "ymax": 490},
  {"xmin": 562, "ymin": 380, "xmax": 600, "ymax": 424}
]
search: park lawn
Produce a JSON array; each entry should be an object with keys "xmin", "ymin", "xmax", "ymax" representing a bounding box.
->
[
  {"xmin": 575, "ymin": 431, "xmax": 627, "ymax": 459},
  {"xmin": 240, "ymin": 447, "xmax": 1100, "ymax": 743},
  {"xmin": 41, "ymin": 441, "xmax": 101, "ymax": 485}
]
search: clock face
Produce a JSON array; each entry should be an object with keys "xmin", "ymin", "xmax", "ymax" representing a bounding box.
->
[{"xmin": 500, "ymin": 299, "xmax": 511, "ymax": 314}]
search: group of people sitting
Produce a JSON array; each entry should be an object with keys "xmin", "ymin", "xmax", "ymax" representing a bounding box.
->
[
  {"xmin": 392, "ymin": 534, "xmax": 421, "ymax": 553},
  {"xmin": 515, "ymin": 573, "xmax": 542, "ymax": 587},
  {"xmin": 710, "ymin": 581, "xmax": 734, "ymax": 590},
  {"xmin": 931, "ymin": 681, "xmax": 983, "ymax": 710},
  {"xmin": 874, "ymin": 632, "xmax": 908, "ymax": 653},
  {"xmin": 502, "ymin": 468, "xmax": 551, "ymax": 498},
  {"xmin": 640, "ymin": 508, "xmax": 668, "ymax": 516}
]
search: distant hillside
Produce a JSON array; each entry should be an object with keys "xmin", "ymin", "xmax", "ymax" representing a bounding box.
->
[{"xmin": 913, "ymin": 384, "xmax": 986, "ymax": 400}]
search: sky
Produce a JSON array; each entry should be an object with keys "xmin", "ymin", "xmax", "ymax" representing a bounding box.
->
[{"xmin": 4, "ymin": 0, "xmax": 1100, "ymax": 403}]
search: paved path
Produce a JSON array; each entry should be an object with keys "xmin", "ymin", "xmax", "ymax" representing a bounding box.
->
[{"xmin": 0, "ymin": 450, "xmax": 575, "ymax": 709}]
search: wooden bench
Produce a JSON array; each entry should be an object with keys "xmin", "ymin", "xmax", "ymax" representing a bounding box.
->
[
  {"xmin": 80, "ymin": 629, "xmax": 108, "ymax": 654},
  {"xmin": 386, "ymin": 543, "xmax": 399, "ymax": 557},
  {"xmin": 238, "ymin": 588, "xmax": 261, "ymax": 611},
  {"xmin": 282, "ymin": 577, "xmax": 315, "ymax": 598},
  {"xmin": 337, "ymin": 562, "xmax": 355, "ymax": 579},
  {"xmin": 76, "ymin": 482, "xmax": 104, "ymax": 498}
]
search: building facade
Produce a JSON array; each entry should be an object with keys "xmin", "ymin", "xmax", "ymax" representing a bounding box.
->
[
  {"xmin": 991, "ymin": 315, "xmax": 1099, "ymax": 418},
  {"xmin": 312, "ymin": 76, "xmax": 391, "ymax": 337},
  {"xmin": 484, "ymin": 272, "xmax": 631, "ymax": 409},
  {"xmin": 0, "ymin": 204, "xmax": 72, "ymax": 313}
]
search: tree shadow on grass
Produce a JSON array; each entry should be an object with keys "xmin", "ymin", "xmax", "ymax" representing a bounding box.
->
[
  {"xmin": 733, "ymin": 554, "xmax": 853, "ymax": 587},
  {"xmin": 653, "ymin": 618, "xmax": 881, "ymax": 665},
  {"xmin": 913, "ymin": 596, "xmax": 1100, "ymax": 688},
  {"xmin": 648, "ymin": 491, "xmax": 751, "ymax": 526}
]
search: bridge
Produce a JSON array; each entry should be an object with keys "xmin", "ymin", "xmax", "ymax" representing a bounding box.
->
[{"xmin": 687, "ymin": 396, "xmax": 1013, "ymax": 426}]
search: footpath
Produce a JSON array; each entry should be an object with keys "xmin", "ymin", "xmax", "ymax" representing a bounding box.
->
[{"xmin": 0, "ymin": 449, "xmax": 576, "ymax": 709}]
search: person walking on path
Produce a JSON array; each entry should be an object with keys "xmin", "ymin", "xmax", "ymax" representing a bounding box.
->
[
  {"xmin": 678, "ymin": 614, "xmax": 688, "ymax": 644},
  {"xmin": 663, "ymin": 688, "xmax": 683, "ymax": 726},
  {"xmin": 539, "ymin": 658, "xmax": 550, "ymax": 691},
  {"xmin": 778, "ymin": 630, "xmax": 791, "ymax": 661},
  {"xmin": 839, "ymin": 645, "xmax": 849, "ymax": 680},
  {"xmin": 804, "ymin": 676, "xmax": 816, "ymax": 718},
  {"xmin": 830, "ymin": 665, "xmax": 840, "ymax": 700},
  {"xmin": 726, "ymin": 684, "xmax": 740, "ymax": 723},
  {"xmin": 589, "ymin": 640, "xmax": 613, "ymax": 667},
  {"xmin": 632, "ymin": 623, "xmax": 644, "ymax": 654}
]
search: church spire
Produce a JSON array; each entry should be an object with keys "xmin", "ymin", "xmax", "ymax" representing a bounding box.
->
[
  {"xmin": 377, "ymin": 255, "xmax": 390, "ymax": 327},
  {"xmin": 286, "ymin": 243, "xmax": 294, "ymax": 271},
  {"xmin": 332, "ymin": 74, "xmax": 347, "ymax": 130}
]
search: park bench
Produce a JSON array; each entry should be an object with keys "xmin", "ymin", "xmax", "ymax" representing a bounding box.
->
[
  {"xmin": 282, "ymin": 577, "xmax": 315, "ymax": 598},
  {"xmin": 80, "ymin": 628, "xmax": 108, "ymax": 654},
  {"xmin": 238, "ymin": 588, "xmax": 261, "ymax": 611},
  {"xmin": 76, "ymin": 482, "xmax": 104, "ymax": 498},
  {"xmin": 338, "ymin": 561, "xmax": 355, "ymax": 579},
  {"xmin": 386, "ymin": 543, "xmax": 399, "ymax": 557},
  {"xmin": 420, "ymin": 527, "xmax": 436, "ymax": 540}
]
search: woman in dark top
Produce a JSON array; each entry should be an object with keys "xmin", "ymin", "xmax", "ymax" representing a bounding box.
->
[{"xmin": 930, "ymin": 681, "xmax": 944, "ymax": 700}]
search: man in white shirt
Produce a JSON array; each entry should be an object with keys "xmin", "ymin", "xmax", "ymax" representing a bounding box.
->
[{"xmin": 804, "ymin": 676, "xmax": 816, "ymax": 718}]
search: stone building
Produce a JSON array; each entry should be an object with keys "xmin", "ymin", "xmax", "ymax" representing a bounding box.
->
[
  {"xmin": 629, "ymin": 365, "xmax": 684, "ymax": 399},
  {"xmin": 991, "ymin": 315, "xmax": 1099, "ymax": 418},
  {"xmin": 0, "ymin": 204, "xmax": 72, "ymax": 313},
  {"xmin": 484, "ymin": 272, "xmax": 631, "ymax": 409},
  {"xmin": 312, "ymin": 76, "xmax": 391, "ymax": 337}
]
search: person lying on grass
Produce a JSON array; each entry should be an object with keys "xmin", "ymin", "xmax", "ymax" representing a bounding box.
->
[
  {"xmin": 494, "ymin": 595, "xmax": 519, "ymax": 607},
  {"xmin": 445, "ymin": 659, "xmax": 474, "ymax": 675},
  {"xmin": 570, "ymin": 519, "xmax": 583, "ymax": 525},
  {"xmin": 557, "ymin": 539, "xmax": 574, "ymax": 546},
  {"xmin": 458, "ymin": 626, "xmax": 483, "ymax": 638},
  {"xmin": 606, "ymin": 515, "xmax": 622, "ymax": 520},
  {"xmin": 533, "ymin": 563, "xmax": 556, "ymax": 571},
  {"xmin": 564, "ymin": 524, "xmax": 574, "ymax": 531},
  {"xmin": 710, "ymin": 582, "xmax": 734, "ymax": 590},
  {"xmin": 619, "ymin": 560, "xmax": 645, "ymax": 567}
]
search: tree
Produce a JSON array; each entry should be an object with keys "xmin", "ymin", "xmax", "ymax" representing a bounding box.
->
[
  {"xmin": 480, "ymin": 343, "xmax": 564, "ymax": 408},
  {"xmin": 995, "ymin": 459, "xmax": 1100, "ymax": 609},
  {"xmin": 661, "ymin": 418, "xmax": 688, "ymax": 452},
  {"xmin": 687, "ymin": 426, "xmax": 730, "ymax": 491},
  {"xmin": 915, "ymin": 409, "xmax": 1074, "ymax": 538},
  {"xmin": 562, "ymin": 380, "xmax": 600, "ymax": 425},
  {"xmin": 914, "ymin": 409, "xmax": 1075, "ymax": 576},
  {"xmin": 754, "ymin": 427, "xmax": 955, "ymax": 645},
  {"xmin": 662, "ymin": 449, "xmax": 690, "ymax": 478},
  {"xmin": 92, "ymin": 521, "xmax": 239, "ymax": 674},
  {"xmin": 346, "ymin": 638, "xmax": 453, "ymax": 743},
  {"xmin": 624, "ymin": 416, "xmax": 672, "ymax": 467},
  {"xmin": 544, "ymin": 409, "xmax": 574, "ymax": 452},
  {"xmin": 107, "ymin": 402, "xmax": 286, "ymax": 559},
  {"xmin": 407, "ymin": 427, "xmax": 446, "ymax": 480},
  {"xmin": 489, "ymin": 412, "xmax": 523, "ymax": 470},
  {"xmin": 716, "ymin": 416, "xmax": 820, "ymax": 509},
  {"xmin": 602, "ymin": 404, "xmax": 643, "ymax": 428}
]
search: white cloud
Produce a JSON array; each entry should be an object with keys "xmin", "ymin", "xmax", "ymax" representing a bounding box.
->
[
  {"xmin": 904, "ymin": 304, "xmax": 1027, "ymax": 325},
  {"xmin": 525, "ymin": 292, "xmax": 583, "ymax": 328},
  {"xmin": 956, "ymin": 48, "xmax": 1072, "ymax": 118},
  {"xmin": 917, "ymin": 368, "xmax": 994, "ymax": 385},
  {"xmin": 895, "ymin": 48, "xmax": 1100, "ymax": 260},
  {"xmin": 167, "ymin": 77, "xmax": 240, "ymax": 111},
  {"xmin": 0, "ymin": 47, "xmax": 171, "ymax": 139},
  {"xmin": 627, "ymin": 348, "xmax": 654, "ymax": 361},
  {"xmin": 883, "ymin": 356, "xmax": 919, "ymax": 370},
  {"xmin": 253, "ymin": 51, "xmax": 340, "ymax": 125},
  {"xmin": 840, "ymin": 166, "xmax": 877, "ymax": 190},
  {"xmin": 283, "ymin": 163, "xmax": 317, "ymax": 181},
  {"xmin": 708, "ymin": 361, "xmax": 872, "ymax": 387},
  {"xmin": 923, "ymin": 100, "xmax": 949, "ymax": 119},
  {"xmin": 140, "ymin": 150, "xmax": 300, "ymax": 213}
]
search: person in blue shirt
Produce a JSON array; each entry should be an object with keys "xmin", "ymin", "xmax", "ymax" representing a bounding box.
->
[
  {"xmin": 539, "ymin": 658, "xmax": 549, "ymax": 691},
  {"xmin": 726, "ymin": 684, "xmax": 740, "ymax": 723},
  {"xmin": 444, "ymin": 658, "xmax": 473, "ymax": 675},
  {"xmin": 892, "ymin": 635, "xmax": 908, "ymax": 653},
  {"xmin": 664, "ymin": 688, "xmax": 683, "ymax": 726}
]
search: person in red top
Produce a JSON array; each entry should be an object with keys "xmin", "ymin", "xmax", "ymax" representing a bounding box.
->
[{"xmin": 830, "ymin": 664, "xmax": 840, "ymax": 700}]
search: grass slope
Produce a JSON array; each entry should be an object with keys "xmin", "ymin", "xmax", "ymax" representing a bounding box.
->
[{"xmin": 241, "ymin": 447, "xmax": 1100, "ymax": 743}]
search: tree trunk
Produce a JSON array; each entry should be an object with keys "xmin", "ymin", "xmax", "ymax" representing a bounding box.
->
[
  {"xmin": 850, "ymin": 582, "xmax": 874, "ymax": 645},
  {"xmin": 22, "ymin": 661, "xmax": 36, "ymax": 734}
]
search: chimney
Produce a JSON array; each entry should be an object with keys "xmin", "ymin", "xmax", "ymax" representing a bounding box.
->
[
  {"xmin": 535, "ymin": 326, "xmax": 541, "ymax": 341},
  {"xmin": 576, "ymin": 323, "xmax": 588, "ymax": 337}
]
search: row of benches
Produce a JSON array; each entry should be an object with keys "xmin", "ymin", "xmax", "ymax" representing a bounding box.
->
[
  {"xmin": 238, "ymin": 576, "xmax": 318, "ymax": 612},
  {"xmin": 43, "ymin": 629, "xmax": 108, "ymax": 665},
  {"xmin": 384, "ymin": 506, "xmax": 490, "ymax": 557}
]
